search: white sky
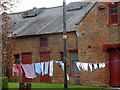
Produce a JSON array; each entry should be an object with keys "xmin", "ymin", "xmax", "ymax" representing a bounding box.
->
[{"xmin": 13, "ymin": 0, "xmax": 83, "ymax": 13}]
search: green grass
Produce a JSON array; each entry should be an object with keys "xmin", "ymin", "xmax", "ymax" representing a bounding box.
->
[{"xmin": 8, "ymin": 82, "xmax": 106, "ymax": 89}]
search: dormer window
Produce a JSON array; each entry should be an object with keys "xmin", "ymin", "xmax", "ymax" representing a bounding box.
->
[{"xmin": 109, "ymin": 3, "xmax": 118, "ymax": 25}]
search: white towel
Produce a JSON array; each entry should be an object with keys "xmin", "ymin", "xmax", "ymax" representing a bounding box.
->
[
  {"xmin": 41, "ymin": 62, "xmax": 45, "ymax": 76},
  {"xmin": 22, "ymin": 64, "xmax": 36, "ymax": 78},
  {"xmin": 82, "ymin": 63, "xmax": 88, "ymax": 71},
  {"xmin": 93, "ymin": 63, "xmax": 98, "ymax": 69},
  {"xmin": 99, "ymin": 63, "xmax": 105, "ymax": 68},
  {"xmin": 88, "ymin": 63, "xmax": 93, "ymax": 71},
  {"xmin": 44, "ymin": 62, "xmax": 49, "ymax": 75},
  {"xmin": 49, "ymin": 61, "xmax": 54, "ymax": 77},
  {"xmin": 76, "ymin": 62, "xmax": 81, "ymax": 70},
  {"xmin": 79, "ymin": 62, "xmax": 84, "ymax": 70}
]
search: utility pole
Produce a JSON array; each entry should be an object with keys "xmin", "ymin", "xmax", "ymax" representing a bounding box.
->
[{"xmin": 63, "ymin": 0, "xmax": 68, "ymax": 88}]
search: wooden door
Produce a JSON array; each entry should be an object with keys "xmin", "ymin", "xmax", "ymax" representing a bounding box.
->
[
  {"xmin": 22, "ymin": 53, "xmax": 32, "ymax": 82},
  {"xmin": 109, "ymin": 48, "xmax": 120, "ymax": 86},
  {"xmin": 40, "ymin": 52, "xmax": 51, "ymax": 83}
]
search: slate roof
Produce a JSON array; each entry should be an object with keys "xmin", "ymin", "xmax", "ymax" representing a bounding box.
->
[{"xmin": 10, "ymin": 2, "xmax": 96, "ymax": 37}]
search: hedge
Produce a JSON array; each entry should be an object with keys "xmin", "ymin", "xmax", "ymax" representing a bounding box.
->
[{"xmin": 0, "ymin": 77, "xmax": 8, "ymax": 89}]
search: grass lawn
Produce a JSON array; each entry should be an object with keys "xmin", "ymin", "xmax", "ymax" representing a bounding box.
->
[{"xmin": 8, "ymin": 82, "xmax": 106, "ymax": 89}]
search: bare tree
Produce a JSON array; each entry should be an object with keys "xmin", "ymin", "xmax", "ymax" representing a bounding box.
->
[{"xmin": 0, "ymin": 0, "xmax": 18, "ymax": 77}]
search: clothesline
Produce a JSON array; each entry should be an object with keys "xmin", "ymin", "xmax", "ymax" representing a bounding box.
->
[
  {"xmin": 12, "ymin": 61, "xmax": 54, "ymax": 79},
  {"xmin": 76, "ymin": 62, "xmax": 105, "ymax": 72},
  {"xmin": 12, "ymin": 60, "xmax": 115, "ymax": 79},
  {"xmin": 12, "ymin": 60, "xmax": 70, "ymax": 80}
]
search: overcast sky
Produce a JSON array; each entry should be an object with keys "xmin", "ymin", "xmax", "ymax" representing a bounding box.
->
[{"xmin": 13, "ymin": 0, "xmax": 83, "ymax": 12}]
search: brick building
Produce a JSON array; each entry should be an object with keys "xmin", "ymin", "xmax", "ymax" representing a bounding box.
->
[
  {"xmin": 77, "ymin": 2, "xmax": 120, "ymax": 87},
  {"xmin": 8, "ymin": 1, "xmax": 120, "ymax": 87},
  {"xmin": 9, "ymin": 2, "xmax": 94, "ymax": 85}
]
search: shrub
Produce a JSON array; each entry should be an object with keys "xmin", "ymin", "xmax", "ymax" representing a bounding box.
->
[{"xmin": 0, "ymin": 77, "xmax": 8, "ymax": 89}]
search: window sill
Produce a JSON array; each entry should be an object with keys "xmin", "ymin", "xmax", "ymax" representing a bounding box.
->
[
  {"xmin": 107, "ymin": 23, "xmax": 120, "ymax": 27},
  {"xmin": 69, "ymin": 74, "xmax": 80, "ymax": 77}
]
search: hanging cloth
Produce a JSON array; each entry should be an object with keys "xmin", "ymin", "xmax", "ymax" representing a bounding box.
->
[
  {"xmin": 41, "ymin": 62, "xmax": 45, "ymax": 76},
  {"xmin": 93, "ymin": 63, "xmax": 98, "ymax": 69},
  {"xmin": 88, "ymin": 63, "xmax": 93, "ymax": 71},
  {"xmin": 76, "ymin": 62, "xmax": 81, "ymax": 70},
  {"xmin": 49, "ymin": 61, "xmax": 54, "ymax": 77},
  {"xmin": 35, "ymin": 63, "xmax": 42, "ymax": 74},
  {"xmin": 16, "ymin": 64, "xmax": 23, "ymax": 74},
  {"xmin": 56, "ymin": 61, "xmax": 69, "ymax": 80},
  {"xmin": 99, "ymin": 63, "xmax": 105, "ymax": 68},
  {"xmin": 44, "ymin": 61, "xmax": 49, "ymax": 75},
  {"xmin": 12, "ymin": 64, "xmax": 19, "ymax": 76},
  {"xmin": 22, "ymin": 64, "xmax": 37, "ymax": 78},
  {"xmin": 82, "ymin": 63, "xmax": 88, "ymax": 71}
]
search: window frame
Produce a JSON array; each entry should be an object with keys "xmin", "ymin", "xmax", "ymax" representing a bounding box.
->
[
  {"xmin": 14, "ymin": 54, "xmax": 20, "ymax": 64},
  {"xmin": 69, "ymin": 50, "xmax": 80, "ymax": 76},
  {"xmin": 40, "ymin": 36, "xmax": 48, "ymax": 48},
  {"xmin": 109, "ymin": 2, "xmax": 119, "ymax": 26}
]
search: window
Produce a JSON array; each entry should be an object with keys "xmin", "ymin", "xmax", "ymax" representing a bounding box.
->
[
  {"xmin": 40, "ymin": 52, "xmax": 50, "ymax": 61},
  {"xmin": 60, "ymin": 52, "xmax": 63, "ymax": 61},
  {"xmin": 109, "ymin": 3, "xmax": 118, "ymax": 24},
  {"xmin": 70, "ymin": 52, "xmax": 79, "ymax": 74},
  {"xmin": 40, "ymin": 36, "xmax": 48, "ymax": 48},
  {"xmin": 14, "ymin": 54, "xmax": 20, "ymax": 64},
  {"xmin": 22, "ymin": 53, "xmax": 32, "ymax": 64}
]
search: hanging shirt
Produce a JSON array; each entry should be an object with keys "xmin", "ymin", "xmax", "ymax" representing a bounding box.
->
[
  {"xmin": 44, "ymin": 61, "xmax": 49, "ymax": 75},
  {"xmin": 16, "ymin": 64, "xmax": 23, "ymax": 74},
  {"xmin": 56, "ymin": 61, "xmax": 69, "ymax": 80},
  {"xmin": 79, "ymin": 62, "xmax": 84, "ymax": 70},
  {"xmin": 93, "ymin": 63, "xmax": 98, "ymax": 69},
  {"xmin": 22, "ymin": 64, "xmax": 37, "ymax": 78},
  {"xmin": 82, "ymin": 63, "xmax": 88, "ymax": 71},
  {"xmin": 88, "ymin": 63, "xmax": 93, "ymax": 71},
  {"xmin": 49, "ymin": 61, "xmax": 54, "ymax": 77},
  {"xmin": 12, "ymin": 64, "xmax": 19, "ymax": 76},
  {"xmin": 76, "ymin": 62, "xmax": 81, "ymax": 70},
  {"xmin": 35, "ymin": 63, "xmax": 42, "ymax": 74},
  {"xmin": 41, "ymin": 62, "xmax": 45, "ymax": 76},
  {"xmin": 99, "ymin": 63, "xmax": 105, "ymax": 68}
]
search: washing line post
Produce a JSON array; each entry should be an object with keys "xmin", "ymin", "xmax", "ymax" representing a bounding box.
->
[{"xmin": 63, "ymin": 0, "xmax": 68, "ymax": 88}]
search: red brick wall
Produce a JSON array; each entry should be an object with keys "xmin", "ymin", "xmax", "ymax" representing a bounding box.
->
[
  {"xmin": 10, "ymin": 32, "xmax": 79, "ymax": 84},
  {"xmin": 77, "ymin": 2, "xmax": 120, "ymax": 87}
]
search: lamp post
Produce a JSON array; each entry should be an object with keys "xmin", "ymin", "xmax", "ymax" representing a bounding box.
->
[{"xmin": 63, "ymin": 0, "xmax": 68, "ymax": 88}]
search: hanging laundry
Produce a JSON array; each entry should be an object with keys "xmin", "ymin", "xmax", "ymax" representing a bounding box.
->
[
  {"xmin": 16, "ymin": 64, "xmax": 23, "ymax": 74},
  {"xmin": 22, "ymin": 64, "xmax": 37, "ymax": 78},
  {"xmin": 44, "ymin": 61, "xmax": 49, "ymax": 75},
  {"xmin": 82, "ymin": 63, "xmax": 88, "ymax": 71},
  {"xmin": 56, "ymin": 61, "xmax": 64, "ymax": 70},
  {"xmin": 67, "ymin": 74, "xmax": 69, "ymax": 81},
  {"xmin": 12, "ymin": 64, "xmax": 19, "ymax": 76},
  {"xmin": 88, "ymin": 63, "xmax": 93, "ymax": 71},
  {"xmin": 93, "ymin": 63, "xmax": 98, "ymax": 69},
  {"xmin": 41, "ymin": 62, "xmax": 45, "ymax": 76},
  {"xmin": 79, "ymin": 62, "xmax": 84, "ymax": 70},
  {"xmin": 76, "ymin": 62, "xmax": 106, "ymax": 71},
  {"xmin": 49, "ymin": 61, "xmax": 54, "ymax": 77},
  {"xmin": 76, "ymin": 62, "xmax": 81, "ymax": 70},
  {"xmin": 56, "ymin": 61, "xmax": 69, "ymax": 80},
  {"xmin": 99, "ymin": 63, "xmax": 105, "ymax": 68},
  {"xmin": 97, "ymin": 63, "xmax": 99, "ymax": 68},
  {"xmin": 35, "ymin": 63, "xmax": 42, "ymax": 74}
]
